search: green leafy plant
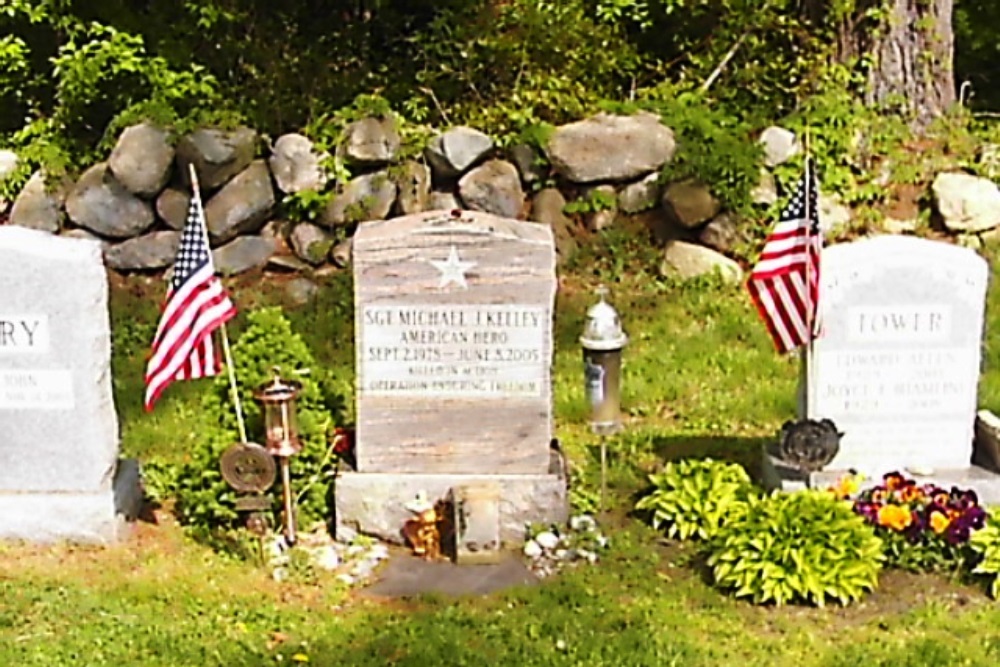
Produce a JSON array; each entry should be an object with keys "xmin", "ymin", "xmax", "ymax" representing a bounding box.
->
[
  {"xmin": 563, "ymin": 189, "xmax": 617, "ymax": 215},
  {"xmin": 969, "ymin": 509, "xmax": 1000, "ymax": 598},
  {"xmin": 634, "ymin": 458, "xmax": 757, "ymax": 540},
  {"xmin": 707, "ymin": 490, "xmax": 883, "ymax": 607}
]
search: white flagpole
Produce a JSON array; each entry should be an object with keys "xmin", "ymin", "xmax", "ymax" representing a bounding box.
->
[
  {"xmin": 187, "ymin": 164, "xmax": 248, "ymax": 445},
  {"xmin": 802, "ymin": 130, "xmax": 816, "ymax": 421}
]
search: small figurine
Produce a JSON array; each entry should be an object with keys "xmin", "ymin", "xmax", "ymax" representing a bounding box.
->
[{"xmin": 403, "ymin": 491, "xmax": 441, "ymax": 560}]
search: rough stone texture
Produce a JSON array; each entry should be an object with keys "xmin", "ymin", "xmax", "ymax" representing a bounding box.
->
[
  {"xmin": 330, "ymin": 237, "xmax": 353, "ymax": 268},
  {"xmin": 65, "ymin": 163, "xmax": 154, "ymax": 239},
  {"xmin": 267, "ymin": 254, "xmax": 312, "ymax": 273},
  {"xmin": 204, "ymin": 160, "xmax": 275, "ymax": 244},
  {"xmin": 659, "ymin": 241, "xmax": 743, "ymax": 283},
  {"xmin": 932, "ymin": 171, "xmax": 1000, "ymax": 233},
  {"xmin": 269, "ymin": 133, "xmax": 327, "ymax": 194},
  {"xmin": 353, "ymin": 210, "xmax": 556, "ymax": 474},
  {"xmin": 618, "ymin": 172, "xmax": 660, "ymax": 213},
  {"xmin": 289, "ymin": 222, "xmax": 334, "ymax": 266},
  {"xmin": 0, "ymin": 227, "xmax": 137, "ymax": 542},
  {"xmin": 284, "ymin": 277, "xmax": 320, "ymax": 306},
  {"xmin": 759, "ymin": 126, "xmax": 799, "ymax": 167},
  {"xmin": 698, "ymin": 213, "xmax": 740, "ymax": 253},
  {"xmin": 751, "ymin": 168, "xmax": 778, "ymax": 206},
  {"xmin": 335, "ymin": 466, "xmax": 568, "ymax": 545},
  {"xmin": 60, "ymin": 227, "xmax": 109, "ymax": 250},
  {"xmin": 321, "ymin": 171, "xmax": 397, "ymax": 228},
  {"xmin": 529, "ymin": 188, "xmax": 578, "ymax": 266},
  {"xmin": 393, "ymin": 161, "xmax": 431, "ymax": 215},
  {"xmin": 0, "ymin": 150, "xmax": 18, "ymax": 183},
  {"xmin": 661, "ymin": 179, "xmax": 721, "ymax": 229},
  {"xmin": 176, "ymin": 126, "xmax": 258, "ymax": 191},
  {"xmin": 341, "ymin": 117, "xmax": 401, "ymax": 165},
  {"xmin": 10, "ymin": 171, "xmax": 64, "ymax": 233},
  {"xmin": 509, "ymin": 144, "xmax": 545, "ymax": 184},
  {"xmin": 804, "ymin": 237, "xmax": 988, "ymax": 475},
  {"xmin": 582, "ymin": 184, "xmax": 618, "ymax": 232},
  {"xmin": 155, "ymin": 187, "xmax": 192, "ymax": 231},
  {"xmin": 429, "ymin": 190, "xmax": 461, "ymax": 211},
  {"xmin": 212, "ymin": 235, "xmax": 275, "ymax": 276},
  {"xmin": 457, "ymin": 159, "xmax": 524, "ymax": 219},
  {"xmin": 424, "ymin": 127, "xmax": 494, "ymax": 179},
  {"xmin": 545, "ymin": 112, "xmax": 675, "ymax": 184},
  {"xmin": 104, "ymin": 231, "xmax": 181, "ymax": 271},
  {"xmin": 819, "ymin": 193, "xmax": 851, "ymax": 235},
  {"xmin": 108, "ymin": 123, "xmax": 174, "ymax": 197}
]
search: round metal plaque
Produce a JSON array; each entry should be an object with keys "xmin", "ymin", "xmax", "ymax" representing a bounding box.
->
[{"xmin": 220, "ymin": 442, "xmax": 277, "ymax": 493}]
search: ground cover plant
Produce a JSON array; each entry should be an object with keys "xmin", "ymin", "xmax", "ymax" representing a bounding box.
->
[{"xmin": 3, "ymin": 234, "xmax": 1000, "ymax": 665}]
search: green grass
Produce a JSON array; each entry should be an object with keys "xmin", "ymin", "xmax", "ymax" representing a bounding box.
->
[{"xmin": 4, "ymin": 234, "xmax": 1000, "ymax": 665}]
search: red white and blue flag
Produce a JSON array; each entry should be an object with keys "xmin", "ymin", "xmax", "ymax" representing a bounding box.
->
[
  {"xmin": 747, "ymin": 160, "xmax": 822, "ymax": 354},
  {"xmin": 144, "ymin": 185, "xmax": 236, "ymax": 410}
]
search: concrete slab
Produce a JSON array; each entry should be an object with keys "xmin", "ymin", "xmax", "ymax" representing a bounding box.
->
[{"xmin": 362, "ymin": 551, "xmax": 538, "ymax": 598}]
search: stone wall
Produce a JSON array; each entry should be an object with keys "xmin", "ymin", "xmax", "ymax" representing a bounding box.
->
[{"xmin": 1, "ymin": 117, "xmax": 999, "ymax": 283}]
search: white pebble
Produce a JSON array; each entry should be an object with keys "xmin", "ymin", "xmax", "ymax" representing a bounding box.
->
[
  {"xmin": 570, "ymin": 515, "xmax": 597, "ymax": 532},
  {"xmin": 314, "ymin": 546, "xmax": 341, "ymax": 571},
  {"xmin": 535, "ymin": 531, "xmax": 559, "ymax": 550},
  {"xmin": 523, "ymin": 540, "xmax": 543, "ymax": 558}
]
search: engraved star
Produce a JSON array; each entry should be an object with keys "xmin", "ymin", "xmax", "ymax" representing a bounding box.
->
[{"xmin": 429, "ymin": 245, "xmax": 476, "ymax": 289}]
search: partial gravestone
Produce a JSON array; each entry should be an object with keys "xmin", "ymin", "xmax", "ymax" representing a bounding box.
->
[
  {"xmin": 337, "ymin": 210, "xmax": 568, "ymax": 545},
  {"xmin": 0, "ymin": 227, "xmax": 141, "ymax": 542},
  {"xmin": 763, "ymin": 235, "xmax": 1000, "ymax": 504}
]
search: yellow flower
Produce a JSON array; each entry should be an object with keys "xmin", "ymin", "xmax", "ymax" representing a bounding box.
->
[
  {"xmin": 830, "ymin": 473, "xmax": 863, "ymax": 500},
  {"xmin": 877, "ymin": 504, "xmax": 912, "ymax": 531},
  {"xmin": 929, "ymin": 511, "xmax": 951, "ymax": 535}
]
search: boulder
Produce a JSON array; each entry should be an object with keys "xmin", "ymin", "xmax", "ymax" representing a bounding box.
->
[
  {"xmin": 429, "ymin": 190, "xmax": 461, "ymax": 211},
  {"xmin": 176, "ymin": 126, "xmax": 258, "ymax": 191},
  {"xmin": 751, "ymin": 168, "xmax": 778, "ymax": 206},
  {"xmin": 818, "ymin": 193, "xmax": 851, "ymax": 235},
  {"xmin": 581, "ymin": 184, "xmax": 618, "ymax": 232},
  {"xmin": 212, "ymin": 235, "xmax": 275, "ymax": 276},
  {"xmin": 289, "ymin": 222, "xmax": 335, "ymax": 266},
  {"xmin": 155, "ymin": 187, "xmax": 191, "ymax": 231},
  {"xmin": 204, "ymin": 160, "xmax": 275, "ymax": 244},
  {"xmin": 457, "ymin": 159, "xmax": 524, "ymax": 218},
  {"xmin": 269, "ymin": 133, "xmax": 327, "ymax": 194},
  {"xmin": 759, "ymin": 126, "xmax": 798, "ymax": 167},
  {"xmin": 104, "ymin": 231, "xmax": 182, "ymax": 271},
  {"xmin": 932, "ymin": 172, "xmax": 1000, "ymax": 233},
  {"xmin": 321, "ymin": 171, "xmax": 397, "ymax": 227},
  {"xmin": 340, "ymin": 117, "xmax": 401, "ymax": 165},
  {"xmin": 660, "ymin": 241, "xmax": 742, "ymax": 283},
  {"xmin": 618, "ymin": 173, "xmax": 660, "ymax": 214},
  {"xmin": 0, "ymin": 150, "xmax": 18, "ymax": 183},
  {"xmin": 330, "ymin": 237, "xmax": 353, "ymax": 268},
  {"xmin": 424, "ymin": 127, "xmax": 494, "ymax": 179},
  {"xmin": 509, "ymin": 144, "xmax": 546, "ymax": 184},
  {"xmin": 268, "ymin": 255, "xmax": 312, "ymax": 273},
  {"xmin": 284, "ymin": 277, "xmax": 320, "ymax": 306},
  {"xmin": 662, "ymin": 179, "xmax": 721, "ymax": 229},
  {"xmin": 60, "ymin": 227, "xmax": 110, "ymax": 251},
  {"xmin": 394, "ymin": 161, "xmax": 431, "ymax": 215},
  {"xmin": 698, "ymin": 213, "xmax": 740, "ymax": 253},
  {"xmin": 529, "ymin": 188, "xmax": 578, "ymax": 265},
  {"xmin": 65, "ymin": 163, "xmax": 154, "ymax": 239},
  {"xmin": 10, "ymin": 171, "xmax": 64, "ymax": 233},
  {"xmin": 545, "ymin": 112, "xmax": 675, "ymax": 184},
  {"xmin": 108, "ymin": 123, "xmax": 174, "ymax": 197}
]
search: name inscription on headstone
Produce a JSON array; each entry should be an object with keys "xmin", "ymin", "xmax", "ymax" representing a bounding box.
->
[
  {"xmin": 0, "ymin": 369, "xmax": 75, "ymax": 409},
  {"xmin": 0, "ymin": 315, "xmax": 50, "ymax": 353},
  {"xmin": 361, "ymin": 304, "xmax": 545, "ymax": 397}
]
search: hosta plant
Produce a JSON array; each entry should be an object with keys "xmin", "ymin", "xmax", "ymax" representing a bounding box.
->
[
  {"xmin": 707, "ymin": 490, "xmax": 883, "ymax": 607},
  {"xmin": 634, "ymin": 458, "xmax": 756, "ymax": 541},
  {"xmin": 970, "ymin": 508, "xmax": 1000, "ymax": 599}
]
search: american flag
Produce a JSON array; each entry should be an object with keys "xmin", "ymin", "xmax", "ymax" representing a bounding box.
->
[
  {"xmin": 144, "ymin": 187, "xmax": 237, "ymax": 411},
  {"xmin": 746, "ymin": 160, "xmax": 821, "ymax": 354}
]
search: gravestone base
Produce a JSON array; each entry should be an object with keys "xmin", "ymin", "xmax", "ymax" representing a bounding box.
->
[
  {"xmin": 761, "ymin": 452, "xmax": 1000, "ymax": 505},
  {"xmin": 0, "ymin": 459, "xmax": 143, "ymax": 543},
  {"xmin": 335, "ymin": 453, "xmax": 568, "ymax": 546}
]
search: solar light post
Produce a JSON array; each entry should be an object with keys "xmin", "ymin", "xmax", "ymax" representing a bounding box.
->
[{"xmin": 254, "ymin": 369, "xmax": 303, "ymax": 546}]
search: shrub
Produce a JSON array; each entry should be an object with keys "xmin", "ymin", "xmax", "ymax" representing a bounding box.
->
[
  {"xmin": 851, "ymin": 471, "xmax": 988, "ymax": 573},
  {"xmin": 634, "ymin": 458, "xmax": 757, "ymax": 540},
  {"xmin": 173, "ymin": 308, "xmax": 345, "ymax": 533},
  {"xmin": 969, "ymin": 508, "xmax": 1000, "ymax": 598},
  {"xmin": 707, "ymin": 490, "xmax": 883, "ymax": 607}
]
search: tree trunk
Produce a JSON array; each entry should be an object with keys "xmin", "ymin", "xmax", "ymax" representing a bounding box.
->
[{"xmin": 836, "ymin": 0, "xmax": 955, "ymax": 128}]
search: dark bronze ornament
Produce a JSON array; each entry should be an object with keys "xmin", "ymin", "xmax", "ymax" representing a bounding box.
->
[
  {"xmin": 220, "ymin": 442, "xmax": 277, "ymax": 493},
  {"xmin": 778, "ymin": 418, "xmax": 843, "ymax": 475}
]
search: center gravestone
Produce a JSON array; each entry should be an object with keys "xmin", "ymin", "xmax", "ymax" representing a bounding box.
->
[
  {"xmin": 335, "ymin": 210, "xmax": 568, "ymax": 546},
  {"xmin": 0, "ymin": 226, "xmax": 140, "ymax": 542}
]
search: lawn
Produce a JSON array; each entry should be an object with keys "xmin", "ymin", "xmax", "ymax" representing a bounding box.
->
[{"xmin": 2, "ymin": 230, "xmax": 1000, "ymax": 666}]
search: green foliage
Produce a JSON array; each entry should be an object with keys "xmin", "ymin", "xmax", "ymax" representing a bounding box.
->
[
  {"xmin": 281, "ymin": 189, "xmax": 333, "ymax": 225},
  {"xmin": 173, "ymin": 308, "xmax": 344, "ymax": 534},
  {"xmin": 707, "ymin": 490, "xmax": 883, "ymax": 607},
  {"xmin": 970, "ymin": 510, "xmax": 1000, "ymax": 599},
  {"xmin": 563, "ymin": 188, "xmax": 617, "ymax": 215},
  {"xmin": 634, "ymin": 458, "xmax": 757, "ymax": 540}
]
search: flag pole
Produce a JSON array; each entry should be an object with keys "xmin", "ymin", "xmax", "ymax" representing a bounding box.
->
[
  {"xmin": 188, "ymin": 164, "xmax": 248, "ymax": 445},
  {"xmin": 802, "ymin": 129, "xmax": 816, "ymax": 421}
]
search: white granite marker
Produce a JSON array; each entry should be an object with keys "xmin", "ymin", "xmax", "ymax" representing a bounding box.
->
[
  {"xmin": 0, "ymin": 226, "xmax": 139, "ymax": 542},
  {"xmin": 807, "ymin": 236, "xmax": 988, "ymax": 475}
]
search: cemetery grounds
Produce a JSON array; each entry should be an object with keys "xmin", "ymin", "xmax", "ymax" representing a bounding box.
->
[{"xmin": 2, "ymin": 228, "xmax": 1000, "ymax": 666}]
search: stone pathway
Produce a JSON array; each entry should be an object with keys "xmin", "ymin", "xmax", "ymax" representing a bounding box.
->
[{"xmin": 361, "ymin": 550, "xmax": 538, "ymax": 598}]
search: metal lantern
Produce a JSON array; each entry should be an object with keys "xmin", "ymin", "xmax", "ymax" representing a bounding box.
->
[
  {"xmin": 253, "ymin": 369, "xmax": 303, "ymax": 545},
  {"xmin": 580, "ymin": 285, "xmax": 628, "ymax": 436}
]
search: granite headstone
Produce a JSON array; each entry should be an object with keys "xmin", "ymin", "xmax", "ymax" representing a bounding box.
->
[{"xmin": 0, "ymin": 226, "xmax": 140, "ymax": 542}]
